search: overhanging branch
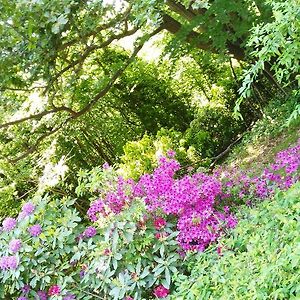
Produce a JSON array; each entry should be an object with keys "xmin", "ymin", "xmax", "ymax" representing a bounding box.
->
[
  {"xmin": 6, "ymin": 26, "xmax": 164, "ymax": 163},
  {"xmin": 46, "ymin": 26, "xmax": 139, "ymax": 93},
  {"xmin": 0, "ymin": 106, "xmax": 76, "ymax": 129}
]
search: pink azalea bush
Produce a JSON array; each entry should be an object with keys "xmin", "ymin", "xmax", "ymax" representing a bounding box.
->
[
  {"xmin": 214, "ymin": 138, "xmax": 300, "ymax": 207},
  {"xmin": 0, "ymin": 140, "xmax": 299, "ymax": 299}
]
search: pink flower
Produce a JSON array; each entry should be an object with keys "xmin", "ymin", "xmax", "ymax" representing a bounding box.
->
[
  {"xmin": 48, "ymin": 285, "xmax": 61, "ymax": 296},
  {"xmin": 28, "ymin": 224, "xmax": 42, "ymax": 237},
  {"xmin": 9, "ymin": 239, "xmax": 22, "ymax": 253},
  {"xmin": 22, "ymin": 202, "xmax": 36, "ymax": 216},
  {"xmin": 2, "ymin": 217, "xmax": 17, "ymax": 232},
  {"xmin": 103, "ymin": 248, "xmax": 111, "ymax": 256},
  {"xmin": 153, "ymin": 285, "xmax": 169, "ymax": 298},
  {"xmin": 102, "ymin": 162, "xmax": 110, "ymax": 170},
  {"xmin": 153, "ymin": 217, "xmax": 167, "ymax": 230},
  {"xmin": 166, "ymin": 149, "xmax": 176, "ymax": 158}
]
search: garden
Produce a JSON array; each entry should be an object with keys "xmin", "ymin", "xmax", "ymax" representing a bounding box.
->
[{"xmin": 0, "ymin": 0, "xmax": 299, "ymax": 299}]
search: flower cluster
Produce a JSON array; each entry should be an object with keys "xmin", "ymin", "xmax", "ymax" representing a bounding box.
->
[
  {"xmin": 153, "ymin": 285, "xmax": 169, "ymax": 298},
  {"xmin": 83, "ymin": 226, "xmax": 97, "ymax": 238},
  {"xmin": 87, "ymin": 156, "xmax": 235, "ymax": 251},
  {"xmin": 215, "ymin": 138, "xmax": 300, "ymax": 205},
  {"xmin": 48, "ymin": 285, "xmax": 61, "ymax": 296},
  {"xmin": 2, "ymin": 217, "xmax": 17, "ymax": 232},
  {"xmin": 9, "ymin": 239, "xmax": 22, "ymax": 253},
  {"xmin": 87, "ymin": 177, "xmax": 135, "ymax": 221},
  {"xmin": 134, "ymin": 158, "xmax": 234, "ymax": 251},
  {"xmin": 0, "ymin": 255, "xmax": 18, "ymax": 270},
  {"xmin": 18, "ymin": 201, "xmax": 36, "ymax": 220},
  {"xmin": 28, "ymin": 224, "xmax": 42, "ymax": 237},
  {"xmin": 22, "ymin": 202, "xmax": 36, "ymax": 216}
]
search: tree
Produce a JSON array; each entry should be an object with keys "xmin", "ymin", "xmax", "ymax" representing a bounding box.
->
[{"xmin": 0, "ymin": 0, "xmax": 275, "ymax": 161}]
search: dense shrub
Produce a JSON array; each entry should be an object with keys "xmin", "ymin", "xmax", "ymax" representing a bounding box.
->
[
  {"xmin": 0, "ymin": 195, "xmax": 82, "ymax": 299},
  {"xmin": 119, "ymin": 128, "xmax": 200, "ymax": 180},
  {"xmin": 172, "ymin": 181, "xmax": 300, "ymax": 299},
  {"xmin": 0, "ymin": 140, "xmax": 299, "ymax": 299},
  {"xmin": 185, "ymin": 104, "xmax": 245, "ymax": 160}
]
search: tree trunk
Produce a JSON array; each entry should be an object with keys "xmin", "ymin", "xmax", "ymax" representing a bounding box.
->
[{"xmin": 161, "ymin": 13, "xmax": 245, "ymax": 60}]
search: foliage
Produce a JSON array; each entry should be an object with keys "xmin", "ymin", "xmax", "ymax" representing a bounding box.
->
[
  {"xmin": 0, "ymin": 154, "xmax": 236, "ymax": 299},
  {"xmin": 0, "ymin": 138, "xmax": 299, "ymax": 299},
  {"xmin": 171, "ymin": 181, "xmax": 300, "ymax": 299},
  {"xmin": 0, "ymin": 195, "xmax": 82, "ymax": 299},
  {"xmin": 118, "ymin": 128, "xmax": 199, "ymax": 180},
  {"xmin": 0, "ymin": 0, "xmax": 288, "ymax": 220},
  {"xmin": 227, "ymin": 95, "xmax": 300, "ymax": 169},
  {"xmin": 185, "ymin": 104, "xmax": 245, "ymax": 160},
  {"xmin": 240, "ymin": 0, "xmax": 300, "ymax": 98},
  {"xmin": 0, "ymin": 1, "xmax": 299, "ymax": 298}
]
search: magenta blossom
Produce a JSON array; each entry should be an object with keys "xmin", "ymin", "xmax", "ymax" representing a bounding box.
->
[
  {"xmin": 153, "ymin": 217, "xmax": 167, "ymax": 230},
  {"xmin": 9, "ymin": 239, "xmax": 22, "ymax": 253},
  {"xmin": 28, "ymin": 224, "xmax": 42, "ymax": 237},
  {"xmin": 166, "ymin": 149, "xmax": 176, "ymax": 158},
  {"xmin": 2, "ymin": 217, "xmax": 17, "ymax": 232},
  {"xmin": 87, "ymin": 199, "xmax": 105, "ymax": 222},
  {"xmin": 153, "ymin": 285, "xmax": 169, "ymax": 298},
  {"xmin": 48, "ymin": 285, "xmax": 61, "ymax": 296}
]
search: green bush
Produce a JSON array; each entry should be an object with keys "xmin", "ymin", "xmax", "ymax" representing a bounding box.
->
[
  {"xmin": 118, "ymin": 128, "xmax": 200, "ymax": 180},
  {"xmin": 172, "ymin": 182, "xmax": 300, "ymax": 299},
  {"xmin": 185, "ymin": 104, "xmax": 245, "ymax": 159}
]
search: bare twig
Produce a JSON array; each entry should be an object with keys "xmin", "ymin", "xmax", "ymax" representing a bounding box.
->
[{"xmin": 209, "ymin": 133, "xmax": 247, "ymax": 169}]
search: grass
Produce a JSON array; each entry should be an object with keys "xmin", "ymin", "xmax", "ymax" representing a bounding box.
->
[{"xmin": 224, "ymin": 96, "xmax": 300, "ymax": 174}]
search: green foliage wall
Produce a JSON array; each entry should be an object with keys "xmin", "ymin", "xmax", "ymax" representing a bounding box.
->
[{"xmin": 186, "ymin": 104, "xmax": 245, "ymax": 158}]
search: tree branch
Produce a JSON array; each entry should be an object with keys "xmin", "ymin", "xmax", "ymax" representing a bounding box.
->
[
  {"xmin": 7, "ymin": 26, "xmax": 164, "ymax": 163},
  {"xmin": 0, "ymin": 106, "xmax": 76, "ymax": 129},
  {"xmin": 0, "ymin": 85, "xmax": 46, "ymax": 92},
  {"xmin": 161, "ymin": 14, "xmax": 211, "ymax": 51},
  {"xmin": 8, "ymin": 123, "xmax": 64, "ymax": 163},
  {"xmin": 70, "ymin": 26, "xmax": 164, "ymax": 119},
  {"xmin": 45, "ymin": 27, "xmax": 139, "ymax": 92},
  {"xmin": 58, "ymin": 4, "xmax": 133, "ymax": 51}
]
